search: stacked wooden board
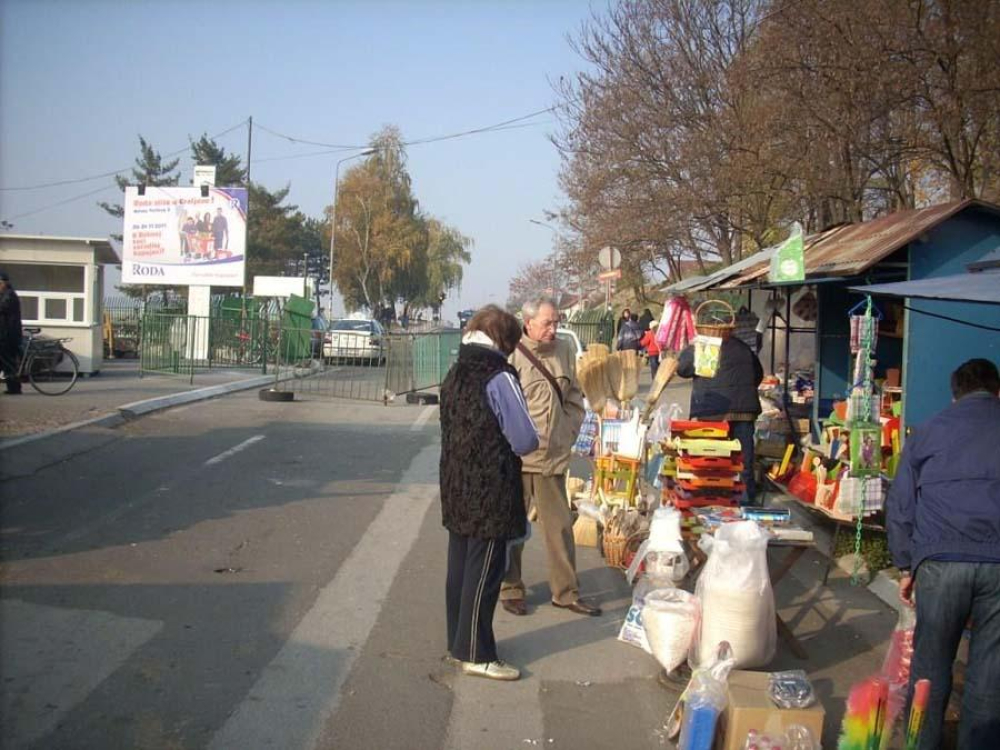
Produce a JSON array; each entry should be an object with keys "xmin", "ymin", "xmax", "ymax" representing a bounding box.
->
[{"xmin": 661, "ymin": 420, "xmax": 744, "ymax": 509}]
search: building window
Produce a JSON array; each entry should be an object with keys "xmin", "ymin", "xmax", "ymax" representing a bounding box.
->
[{"xmin": 5, "ymin": 262, "xmax": 87, "ymax": 325}]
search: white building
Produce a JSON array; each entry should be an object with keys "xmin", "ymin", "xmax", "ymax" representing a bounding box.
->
[{"xmin": 0, "ymin": 234, "xmax": 119, "ymax": 374}]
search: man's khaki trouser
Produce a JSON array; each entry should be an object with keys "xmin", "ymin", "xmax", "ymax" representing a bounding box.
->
[{"xmin": 501, "ymin": 472, "xmax": 579, "ymax": 606}]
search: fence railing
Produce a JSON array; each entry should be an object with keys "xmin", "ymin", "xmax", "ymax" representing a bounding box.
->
[{"xmin": 566, "ymin": 310, "xmax": 615, "ymax": 349}]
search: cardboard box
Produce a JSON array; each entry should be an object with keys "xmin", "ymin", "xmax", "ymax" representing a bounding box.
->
[{"xmin": 716, "ymin": 670, "xmax": 825, "ymax": 750}]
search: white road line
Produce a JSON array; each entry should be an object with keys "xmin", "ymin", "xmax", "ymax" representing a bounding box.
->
[
  {"xmin": 410, "ymin": 404, "xmax": 439, "ymax": 431},
  {"xmin": 203, "ymin": 435, "xmax": 265, "ymax": 466},
  {"xmin": 208, "ymin": 441, "xmax": 440, "ymax": 750}
]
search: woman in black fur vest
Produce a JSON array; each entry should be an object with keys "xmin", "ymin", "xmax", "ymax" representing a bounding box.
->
[{"xmin": 439, "ymin": 305, "xmax": 539, "ymax": 681}]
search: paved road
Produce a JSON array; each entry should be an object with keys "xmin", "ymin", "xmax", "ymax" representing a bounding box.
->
[{"xmin": 0, "ymin": 385, "xmax": 897, "ymax": 749}]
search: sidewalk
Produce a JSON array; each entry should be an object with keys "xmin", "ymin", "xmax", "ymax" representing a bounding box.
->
[{"xmin": 0, "ymin": 359, "xmax": 277, "ymax": 448}]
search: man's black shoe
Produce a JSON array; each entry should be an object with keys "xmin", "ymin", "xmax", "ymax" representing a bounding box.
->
[{"xmin": 552, "ymin": 599, "xmax": 601, "ymax": 617}]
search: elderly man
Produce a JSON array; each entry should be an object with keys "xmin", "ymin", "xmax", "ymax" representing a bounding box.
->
[
  {"xmin": 887, "ymin": 358, "xmax": 1000, "ymax": 749},
  {"xmin": 500, "ymin": 297, "xmax": 601, "ymax": 617}
]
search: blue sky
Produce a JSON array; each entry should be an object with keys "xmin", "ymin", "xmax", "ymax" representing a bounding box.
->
[{"xmin": 0, "ymin": 0, "xmax": 595, "ymax": 317}]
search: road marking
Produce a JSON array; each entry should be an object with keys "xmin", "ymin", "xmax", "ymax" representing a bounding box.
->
[
  {"xmin": 208, "ymin": 441, "xmax": 440, "ymax": 750},
  {"xmin": 410, "ymin": 404, "xmax": 438, "ymax": 431},
  {"xmin": 1, "ymin": 600, "xmax": 162, "ymax": 748},
  {"xmin": 204, "ymin": 435, "xmax": 265, "ymax": 466}
]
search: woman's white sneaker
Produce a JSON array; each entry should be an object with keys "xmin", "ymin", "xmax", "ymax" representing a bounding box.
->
[{"xmin": 461, "ymin": 660, "xmax": 520, "ymax": 681}]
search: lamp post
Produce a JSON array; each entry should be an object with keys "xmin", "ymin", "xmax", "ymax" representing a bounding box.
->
[{"xmin": 328, "ymin": 148, "xmax": 377, "ymax": 308}]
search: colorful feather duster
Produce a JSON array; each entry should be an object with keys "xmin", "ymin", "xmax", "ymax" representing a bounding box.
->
[
  {"xmin": 838, "ymin": 676, "xmax": 889, "ymax": 750},
  {"xmin": 904, "ymin": 679, "xmax": 930, "ymax": 750}
]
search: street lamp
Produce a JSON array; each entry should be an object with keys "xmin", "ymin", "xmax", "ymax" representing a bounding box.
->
[{"xmin": 328, "ymin": 148, "xmax": 377, "ymax": 306}]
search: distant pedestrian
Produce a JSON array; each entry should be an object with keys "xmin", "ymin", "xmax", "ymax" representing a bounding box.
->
[
  {"xmin": 638, "ymin": 307, "xmax": 654, "ymax": 332},
  {"xmin": 439, "ymin": 305, "xmax": 539, "ymax": 681},
  {"xmin": 616, "ymin": 313, "xmax": 643, "ymax": 352},
  {"xmin": 640, "ymin": 321, "xmax": 661, "ymax": 380},
  {"xmin": 616, "ymin": 307, "xmax": 631, "ymax": 335},
  {"xmin": 886, "ymin": 358, "xmax": 1000, "ymax": 749},
  {"xmin": 0, "ymin": 270, "xmax": 23, "ymax": 395}
]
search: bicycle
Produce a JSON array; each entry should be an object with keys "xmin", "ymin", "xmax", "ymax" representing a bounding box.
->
[{"xmin": 2, "ymin": 328, "xmax": 80, "ymax": 395}]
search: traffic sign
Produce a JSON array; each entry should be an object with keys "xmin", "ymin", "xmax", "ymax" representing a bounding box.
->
[
  {"xmin": 597, "ymin": 268, "xmax": 622, "ymax": 281},
  {"xmin": 598, "ymin": 246, "xmax": 621, "ymax": 270}
]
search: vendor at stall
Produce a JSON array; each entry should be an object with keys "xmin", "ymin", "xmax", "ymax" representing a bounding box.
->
[{"xmin": 676, "ymin": 335, "xmax": 764, "ymax": 505}]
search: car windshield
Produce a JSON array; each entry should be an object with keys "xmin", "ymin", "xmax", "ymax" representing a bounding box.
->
[{"xmin": 332, "ymin": 320, "xmax": 372, "ymax": 332}]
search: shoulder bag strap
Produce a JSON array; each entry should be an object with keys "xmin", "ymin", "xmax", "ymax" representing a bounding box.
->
[{"xmin": 516, "ymin": 342, "xmax": 564, "ymax": 408}]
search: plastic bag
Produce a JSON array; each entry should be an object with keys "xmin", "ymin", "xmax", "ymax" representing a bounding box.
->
[
  {"xmin": 617, "ymin": 576, "xmax": 673, "ymax": 653},
  {"xmin": 881, "ymin": 606, "xmax": 916, "ymax": 724},
  {"xmin": 768, "ymin": 670, "xmax": 816, "ymax": 709},
  {"xmin": 743, "ymin": 725, "xmax": 818, "ymax": 750},
  {"xmin": 674, "ymin": 642, "xmax": 736, "ymax": 750},
  {"xmin": 694, "ymin": 335, "xmax": 723, "ymax": 378},
  {"xmin": 692, "ymin": 521, "xmax": 776, "ymax": 668},
  {"xmin": 643, "ymin": 588, "xmax": 700, "ymax": 674}
]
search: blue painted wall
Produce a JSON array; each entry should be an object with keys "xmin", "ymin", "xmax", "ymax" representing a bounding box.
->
[{"xmin": 904, "ymin": 207, "xmax": 1000, "ymax": 427}]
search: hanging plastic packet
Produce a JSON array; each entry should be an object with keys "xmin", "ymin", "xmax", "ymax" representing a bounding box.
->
[{"xmin": 694, "ymin": 335, "xmax": 723, "ymax": 378}]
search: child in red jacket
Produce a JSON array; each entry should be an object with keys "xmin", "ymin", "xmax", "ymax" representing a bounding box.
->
[{"xmin": 640, "ymin": 321, "xmax": 660, "ymax": 379}]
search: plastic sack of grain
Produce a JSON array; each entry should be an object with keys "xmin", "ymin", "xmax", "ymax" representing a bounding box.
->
[
  {"xmin": 642, "ymin": 588, "xmax": 700, "ymax": 673},
  {"xmin": 691, "ymin": 521, "xmax": 775, "ymax": 668}
]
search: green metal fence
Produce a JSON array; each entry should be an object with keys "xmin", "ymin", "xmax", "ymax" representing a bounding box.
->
[{"xmin": 566, "ymin": 308, "xmax": 615, "ymax": 349}]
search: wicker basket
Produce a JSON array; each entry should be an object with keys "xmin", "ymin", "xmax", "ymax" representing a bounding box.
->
[
  {"xmin": 694, "ymin": 299, "xmax": 736, "ymax": 339},
  {"xmin": 602, "ymin": 530, "xmax": 648, "ymax": 570}
]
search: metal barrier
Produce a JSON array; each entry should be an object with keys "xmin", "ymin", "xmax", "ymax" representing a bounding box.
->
[
  {"xmin": 279, "ymin": 329, "xmax": 460, "ymax": 403},
  {"xmin": 566, "ymin": 309, "xmax": 615, "ymax": 349}
]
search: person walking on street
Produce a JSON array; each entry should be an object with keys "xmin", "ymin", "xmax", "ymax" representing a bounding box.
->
[
  {"xmin": 440, "ymin": 306, "xmax": 539, "ymax": 681},
  {"xmin": 0, "ymin": 270, "xmax": 23, "ymax": 395},
  {"xmin": 638, "ymin": 307, "xmax": 654, "ymax": 333},
  {"xmin": 886, "ymin": 358, "xmax": 1000, "ymax": 749},
  {"xmin": 616, "ymin": 313, "xmax": 643, "ymax": 352},
  {"xmin": 676, "ymin": 334, "xmax": 763, "ymax": 504},
  {"xmin": 616, "ymin": 307, "xmax": 631, "ymax": 336},
  {"xmin": 500, "ymin": 297, "xmax": 602, "ymax": 618},
  {"xmin": 640, "ymin": 321, "xmax": 661, "ymax": 380}
]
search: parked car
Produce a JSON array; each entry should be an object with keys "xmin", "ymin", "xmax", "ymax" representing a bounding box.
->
[
  {"xmin": 556, "ymin": 329, "xmax": 586, "ymax": 361},
  {"xmin": 324, "ymin": 318, "xmax": 386, "ymax": 364}
]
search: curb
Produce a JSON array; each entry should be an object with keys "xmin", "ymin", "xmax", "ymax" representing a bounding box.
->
[{"xmin": 0, "ymin": 374, "xmax": 288, "ymax": 452}]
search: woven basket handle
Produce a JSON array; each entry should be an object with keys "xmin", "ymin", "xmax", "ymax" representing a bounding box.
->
[{"xmin": 694, "ymin": 299, "xmax": 735, "ymax": 327}]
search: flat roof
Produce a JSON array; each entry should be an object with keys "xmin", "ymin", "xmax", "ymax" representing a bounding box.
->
[{"xmin": 0, "ymin": 233, "xmax": 119, "ymax": 264}]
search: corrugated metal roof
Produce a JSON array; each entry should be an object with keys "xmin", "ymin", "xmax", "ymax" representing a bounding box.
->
[{"xmin": 717, "ymin": 199, "xmax": 1000, "ymax": 289}]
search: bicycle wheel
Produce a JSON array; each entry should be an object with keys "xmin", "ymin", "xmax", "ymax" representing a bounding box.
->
[{"xmin": 28, "ymin": 347, "xmax": 80, "ymax": 395}]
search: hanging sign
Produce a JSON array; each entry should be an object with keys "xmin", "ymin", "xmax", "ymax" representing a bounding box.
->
[{"xmin": 598, "ymin": 268, "xmax": 623, "ymax": 281}]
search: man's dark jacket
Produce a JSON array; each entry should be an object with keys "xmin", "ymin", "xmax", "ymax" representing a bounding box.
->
[
  {"xmin": 676, "ymin": 336, "xmax": 764, "ymax": 418},
  {"xmin": 439, "ymin": 344, "xmax": 527, "ymax": 540},
  {"xmin": 887, "ymin": 391, "xmax": 1000, "ymax": 572},
  {"xmin": 0, "ymin": 285, "xmax": 23, "ymax": 348}
]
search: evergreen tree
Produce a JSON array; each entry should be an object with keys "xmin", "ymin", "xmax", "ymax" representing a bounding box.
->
[
  {"xmin": 189, "ymin": 134, "xmax": 246, "ymax": 186},
  {"xmin": 99, "ymin": 136, "xmax": 180, "ymax": 239}
]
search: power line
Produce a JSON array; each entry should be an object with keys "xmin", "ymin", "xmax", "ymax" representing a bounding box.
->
[
  {"xmin": 0, "ymin": 119, "xmax": 249, "ymax": 192},
  {"xmin": 0, "ymin": 183, "xmax": 120, "ymax": 223}
]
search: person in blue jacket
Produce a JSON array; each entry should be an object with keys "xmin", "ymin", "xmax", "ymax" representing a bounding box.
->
[
  {"xmin": 439, "ymin": 305, "xmax": 539, "ymax": 681},
  {"xmin": 887, "ymin": 358, "xmax": 1000, "ymax": 750}
]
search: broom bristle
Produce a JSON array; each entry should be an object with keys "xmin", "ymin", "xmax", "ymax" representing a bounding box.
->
[
  {"xmin": 587, "ymin": 343, "xmax": 610, "ymax": 359},
  {"xmin": 617, "ymin": 349, "xmax": 640, "ymax": 402},
  {"xmin": 604, "ymin": 354, "xmax": 623, "ymax": 405},
  {"xmin": 578, "ymin": 357, "xmax": 609, "ymax": 412}
]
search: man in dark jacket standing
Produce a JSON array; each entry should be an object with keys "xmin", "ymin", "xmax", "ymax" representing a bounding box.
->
[
  {"xmin": 676, "ymin": 335, "xmax": 763, "ymax": 504},
  {"xmin": 0, "ymin": 270, "xmax": 23, "ymax": 395},
  {"xmin": 887, "ymin": 358, "xmax": 1000, "ymax": 750},
  {"xmin": 440, "ymin": 306, "xmax": 539, "ymax": 681}
]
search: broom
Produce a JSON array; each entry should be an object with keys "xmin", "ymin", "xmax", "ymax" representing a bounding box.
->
[
  {"xmin": 604, "ymin": 353, "xmax": 623, "ymax": 408},
  {"xmin": 587, "ymin": 342, "xmax": 611, "ymax": 358},
  {"xmin": 640, "ymin": 354, "xmax": 679, "ymax": 423},
  {"xmin": 838, "ymin": 676, "xmax": 889, "ymax": 750},
  {"xmin": 617, "ymin": 349, "xmax": 640, "ymax": 403},
  {"xmin": 578, "ymin": 353, "xmax": 611, "ymax": 413}
]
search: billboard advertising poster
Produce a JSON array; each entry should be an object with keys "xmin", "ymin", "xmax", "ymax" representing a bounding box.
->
[{"xmin": 122, "ymin": 186, "xmax": 248, "ymax": 287}]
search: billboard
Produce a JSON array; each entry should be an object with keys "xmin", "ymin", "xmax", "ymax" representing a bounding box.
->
[{"xmin": 122, "ymin": 186, "xmax": 248, "ymax": 286}]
